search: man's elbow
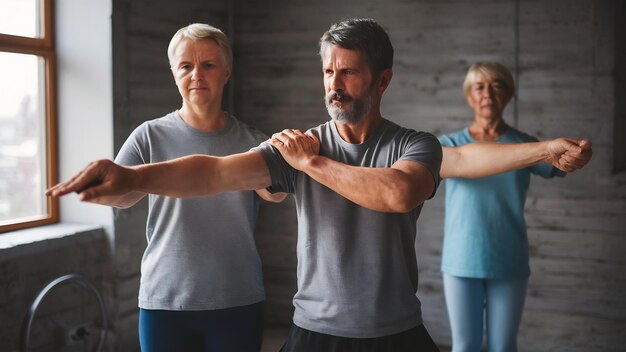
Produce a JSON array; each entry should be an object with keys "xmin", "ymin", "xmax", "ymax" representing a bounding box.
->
[
  {"xmin": 385, "ymin": 188, "xmax": 426, "ymax": 213},
  {"xmin": 391, "ymin": 198, "xmax": 424, "ymax": 213},
  {"xmin": 262, "ymin": 192, "xmax": 288, "ymax": 203},
  {"xmin": 390, "ymin": 175, "xmax": 436, "ymax": 213}
]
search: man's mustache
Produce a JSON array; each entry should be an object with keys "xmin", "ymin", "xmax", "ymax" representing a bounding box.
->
[{"xmin": 326, "ymin": 90, "xmax": 353, "ymax": 104}]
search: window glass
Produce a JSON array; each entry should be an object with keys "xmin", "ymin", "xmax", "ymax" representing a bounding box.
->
[
  {"xmin": 0, "ymin": 0, "xmax": 40, "ymax": 38},
  {"xmin": 0, "ymin": 52, "xmax": 48, "ymax": 225}
]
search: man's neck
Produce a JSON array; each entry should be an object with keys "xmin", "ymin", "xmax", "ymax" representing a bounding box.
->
[{"xmin": 334, "ymin": 113, "xmax": 383, "ymax": 144}]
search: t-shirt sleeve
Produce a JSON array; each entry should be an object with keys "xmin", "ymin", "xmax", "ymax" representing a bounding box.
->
[
  {"xmin": 400, "ymin": 131, "xmax": 443, "ymax": 199},
  {"xmin": 115, "ymin": 123, "xmax": 148, "ymax": 166},
  {"xmin": 531, "ymin": 163, "xmax": 566, "ymax": 179},
  {"xmin": 517, "ymin": 132, "xmax": 566, "ymax": 179},
  {"xmin": 250, "ymin": 127, "xmax": 270, "ymax": 146},
  {"xmin": 251, "ymin": 142, "xmax": 298, "ymax": 194},
  {"xmin": 438, "ymin": 134, "xmax": 456, "ymax": 147}
]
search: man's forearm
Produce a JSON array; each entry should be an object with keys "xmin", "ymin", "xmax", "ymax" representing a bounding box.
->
[
  {"xmin": 302, "ymin": 156, "xmax": 434, "ymax": 213},
  {"xmin": 441, "ymin": 141, "xmax": 550, "ymax": 179}
]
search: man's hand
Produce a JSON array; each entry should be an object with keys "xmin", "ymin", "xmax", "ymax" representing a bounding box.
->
[
  {"xmin": 547, "ymin": 138, "xmax": 593, "ymax": 172},
  {"xmin": 46, "ymin": 159, "xmax": 139, "ymax": 205},
  {"xmin": 267, "ymin": 129, "xmax": 320, "ymax": 171}
]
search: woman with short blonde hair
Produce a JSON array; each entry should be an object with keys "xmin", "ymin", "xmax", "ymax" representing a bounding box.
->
[
  {"xmin": 439, "ymin": 62, "xmax": 568, "ymax": 352},
  {"xmin": 115, "ymin": 23, "xmax": 284, "ymax": 351}
]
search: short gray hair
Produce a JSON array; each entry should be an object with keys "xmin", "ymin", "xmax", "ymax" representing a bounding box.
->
[
  {"xmin": 167, "ymin": 23, "xmax": 232, "ymax": 67},
  {"xmin": 319, "ymin": 18, "xmax": 394, "ymax": 76},
  {"xmin": 463, "ymin": 62, "xmax": 515, "ymax": 99}
]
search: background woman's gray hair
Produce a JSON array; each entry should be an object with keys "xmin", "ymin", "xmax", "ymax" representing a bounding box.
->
[
  {"xmin": 167, "ymin": 23, "xmax": 233, "ymax": 67},
  {"xmin": 463, "ymin": 62, "xmax": 516, "ymax": 99}
]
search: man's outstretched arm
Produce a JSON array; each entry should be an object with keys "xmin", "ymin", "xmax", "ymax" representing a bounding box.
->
[
  {"xmin": 440, "ymin": 139, "xmax": 592, "ymax": 179},
  {"xmin": 46, "ymin": 151, "xmax": 272, "ymax": 208}
]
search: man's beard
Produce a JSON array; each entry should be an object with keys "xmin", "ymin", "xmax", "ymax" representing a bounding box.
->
[{"xmin": 324, "ymin": 87, "xmax": 375, "ymax": 124}]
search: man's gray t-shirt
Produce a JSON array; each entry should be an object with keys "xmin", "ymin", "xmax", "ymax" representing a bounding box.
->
[
  {"xmin": 116, "ymin": 111, "xmax": 267, "ymax": 310},
  {"xmin": 254, "ymin": 119, "xmax": 442, "ymax": 338}
]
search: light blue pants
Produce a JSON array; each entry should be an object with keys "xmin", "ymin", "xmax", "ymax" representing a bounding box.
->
[{"xmin": 443, "ymin": 274, "xmax": 528, "ymax": 352}]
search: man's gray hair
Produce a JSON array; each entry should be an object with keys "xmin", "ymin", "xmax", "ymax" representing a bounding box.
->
[{"xmin": 319, "ymin": 18, "xmax": 394, "ymax": 76}]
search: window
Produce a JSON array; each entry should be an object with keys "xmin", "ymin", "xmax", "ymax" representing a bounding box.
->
[{"xmin": 0, "ymin": 0, "xmax": 58, "ymax": 232}]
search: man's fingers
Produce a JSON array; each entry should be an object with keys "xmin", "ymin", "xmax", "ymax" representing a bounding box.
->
[
  {"xmin": 272, "ymin": 129, "xmax": 299, "ymax": 142},
  {"xmin": 282, "ymin": 129, "xmax": 305, "ymax": 137},
  {"xmin": 267, "ymin": 138, "xmax": 289, "ymax": 157},
  {"xmin": 268, "ymin": 130, "xmax": 319, "ymax": 162},
  {"xmin": 579, "ymin": 139, "xmax": 592, "ymax": 151},
  {"xmin": 271, "ymin": 130, "xmax": 313, "ymax": 148},
  {"xmin": 272, "ymin": 133, "xmax": 292, "ymax": 147},
  {"xmin": 267, "ymin": 138, "xmax": 284, "ymax": 148}
]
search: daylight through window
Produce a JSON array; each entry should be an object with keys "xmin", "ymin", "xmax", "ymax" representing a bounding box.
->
[{"xmin": 0, "ymin": 0, "xmax": 58, "ymax": 232}]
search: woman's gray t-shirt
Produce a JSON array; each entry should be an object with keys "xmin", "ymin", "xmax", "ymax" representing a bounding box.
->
[{"xmin": 116, "ymin": 111, "xmax": 267, "ymax": 310}]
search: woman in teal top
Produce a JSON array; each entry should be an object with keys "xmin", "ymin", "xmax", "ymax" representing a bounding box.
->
[{"xmin": 439, "ymin": 62, "xmax": 565, "ymax": 352}]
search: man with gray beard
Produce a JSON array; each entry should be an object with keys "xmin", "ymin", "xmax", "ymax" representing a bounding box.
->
[
  {"xmin": 262, "ymin": 19, "xmax": 443, "ymax": 350},
  {"xmin": 325, "ymin": 85, "xmax": 375, "ymax": 123},
  {"xmin": 48, "ymin": 18, "xmax": 591, "ymax": 352}
]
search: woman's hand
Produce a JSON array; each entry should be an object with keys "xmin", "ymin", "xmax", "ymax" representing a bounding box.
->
[
  {"xmin": 46, "ymin": 159, "xmax": 140, "ymax": 205},
  {"xmin": 547, "ymin": 139, "xmax": 593, "ymax": 172}
]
